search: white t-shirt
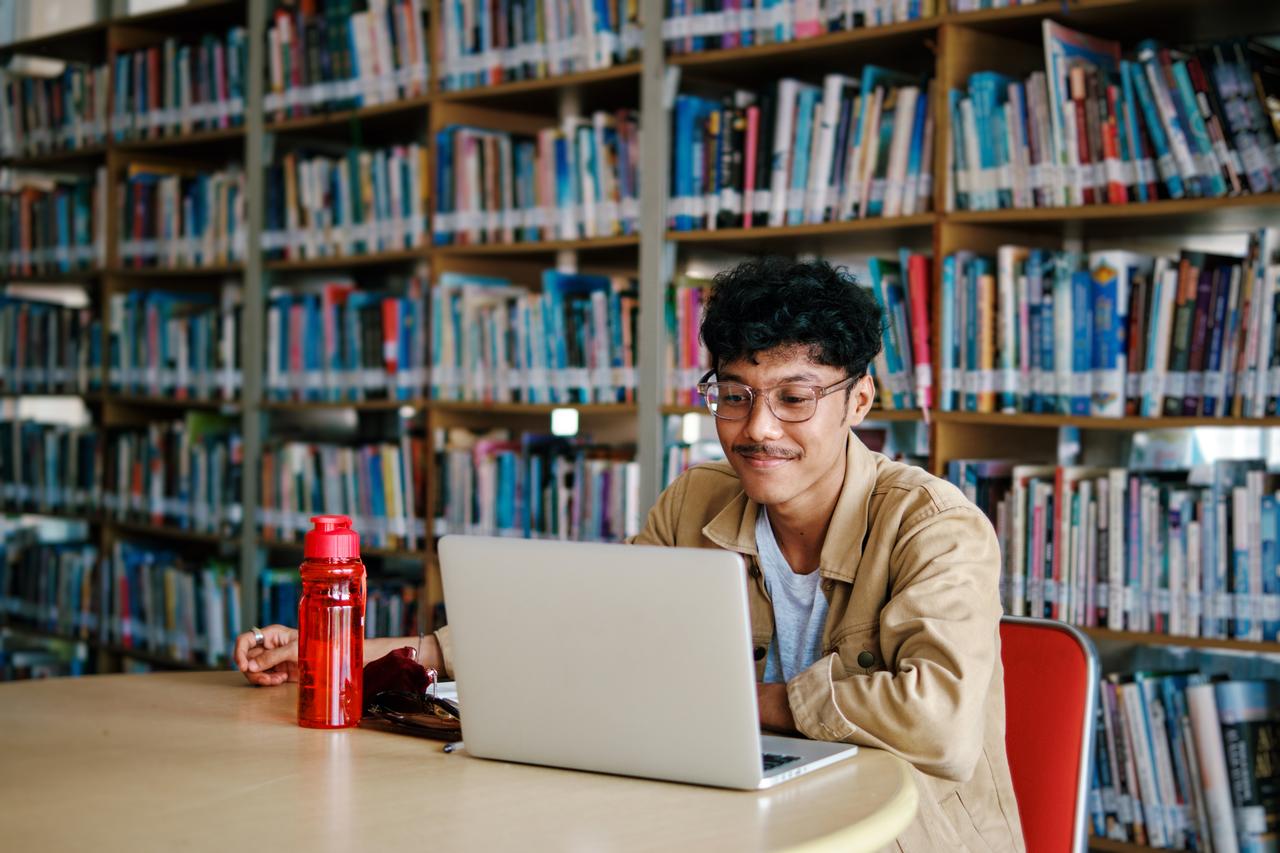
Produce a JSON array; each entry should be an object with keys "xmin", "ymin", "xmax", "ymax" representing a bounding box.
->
[{"xmin": 756, "ymin": 508, "xmax": 829, "ymax": 684}]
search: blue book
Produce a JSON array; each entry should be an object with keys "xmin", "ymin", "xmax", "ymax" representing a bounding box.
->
[
  {"xmin": 1262, "ymin": 493, "xmax": 1279, "ymax": 641},
  {"xmin": 940, "ymin": 253, "xmax": 958, "ymax": 411},
  {"xmin": 1171, "ymin": 59, "xmax": 1226, "ymax": 197},
  {"xmin": 948, "ymin": 89, "xmax": 970, "ymax": 210},
  {"xmin": 868, "ymin": 257, "xmax": 906, "ymax": 410},
  {"xmin": 968, "ymin": 72, "xmax": 1018, "ymax": 209},
  {"xmin": 1070, "ymin": 270, "xmax": 1093, "ymax": 416},
  {"xmin": 787, "ymin": 87, "xmax": 820, "ymax": 225},
  {"xmin": 1124, "ymin": 60, "xmax": 1186, "ymax": 199}
]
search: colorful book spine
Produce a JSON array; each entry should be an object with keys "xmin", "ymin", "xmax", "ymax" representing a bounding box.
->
[
  {"xmin": 0, "ymin": 297, "xmax": 100, "ymax": 395},
  {"xmin": 117, "ymin": 165, "xmax": 247, "ymax": 269},
  {"xmin": 0, "ymin": 169, "xmax": 108, "ymax": 276},
  {"xmin": 258, "ymin": 437, "xmax": 426, "ymax": 552},
  {"xmin": 112, "ymin": 27, "xmax": 248, "ymax": 141},
  {"xmin": 266, "ymin": 0, "xmax": 430, "ymax": 119},
  {"xmin": 0, "ymin": 62, "xmax": 110, "ymax": 158}
]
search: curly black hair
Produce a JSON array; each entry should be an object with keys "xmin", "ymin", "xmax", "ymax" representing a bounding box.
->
[{"xmin": 700, "ymin": 256, "xmax": 884, "ymax": 380}]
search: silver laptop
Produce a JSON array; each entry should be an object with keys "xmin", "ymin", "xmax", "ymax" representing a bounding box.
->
[{"xmin": 438, "ymin": 535, "xmax": 858, "ymax": 789}]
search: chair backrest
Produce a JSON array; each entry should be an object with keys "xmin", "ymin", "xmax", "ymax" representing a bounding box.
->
[{"xmin": 1000, "ymin": 617, "xmax": 1099, "ymax": 853}]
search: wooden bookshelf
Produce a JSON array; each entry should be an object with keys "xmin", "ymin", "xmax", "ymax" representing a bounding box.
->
[
  {"xmin": 261, "ymin": 399, "xmax": 428, "ymax": 412},
  {"xmin": 430, "ymin": 401, "xmax": 639, "ymax": 416},
  {"xmin": 260, "ymin": 539, "xmax": 429, "ymax": 563},
  {"xmin": 107, "ymin": 265, "xmax": 245, "ymax": 278},
  {"xmin": 112, "ymin": 126, "xmax": 246, "ymax": 154},
  {"xmin": 430, "ymin": 235, "xmax": 640, "ymax": 256},
  {"xmin": 432, "ymin": 63, "xmax": 642, "ymax": 113},
  {"xmin": 668, "ymin": 214, "xmax": 937, "ymax": 245},
  {"xmin": 3, "ymin": 145, "xmax": 108, "ymax": 170},
  {"xmin": 0, "ymin": 625, "xmax": 222, "ymax": 673},
  {"xmin": 107, "ymin": 520, "xmax": 234, "ymax": 547},
  {"xmin": 0, "ymin": 269, "xmax": 102, "ymax": 285},
  {"xmin": 265, "ymin": 93, "xmax": 434, "ymax": 134},
  {"xmin": 931, "ymin": 411, "xmax": 1280, "ymax": 430},
  {"xmin": 0, "ymin": 19, "xmax": 107, "ymax": 62},
  {"xmin": 102, "ymin": 394, "xmax": 240, "ymax": 412},
  {"xmin": 1080, "ymin": 627, "xmax": 1280, "ymax": 655},
  {"xmin": 265, "ymin": 249, "xmax": 427, "ymax": 272}
]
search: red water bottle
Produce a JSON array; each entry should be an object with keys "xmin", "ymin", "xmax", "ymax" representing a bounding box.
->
[{"xmin": 297, "ymin": 514, "xmax": 366, "ymax": 729}]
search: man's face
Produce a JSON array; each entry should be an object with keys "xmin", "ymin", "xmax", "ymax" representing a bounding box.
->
[{"xmin": 713, "ymin": 345, "xmax": 873, "ymax": 510}]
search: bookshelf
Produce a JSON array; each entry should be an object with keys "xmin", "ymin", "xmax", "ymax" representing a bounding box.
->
[{"xmin": 0, "ymin": 0, "xmax": 1275, "ymax": 785}]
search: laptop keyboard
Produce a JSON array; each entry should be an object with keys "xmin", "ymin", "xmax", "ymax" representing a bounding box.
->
[{"xmin": 762, "ymin": 752, "xmax": 802, "ymax": 772}]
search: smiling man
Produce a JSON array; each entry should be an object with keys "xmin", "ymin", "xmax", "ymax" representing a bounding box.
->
[
  {"xmin": 234, "ymin": 256, "xmax": 1024, "ymax": 850},
  {"xmin": 631, "ymin": 256, "xmax": 1025, "ymax": 851}
]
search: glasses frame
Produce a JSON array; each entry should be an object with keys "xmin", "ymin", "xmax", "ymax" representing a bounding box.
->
[{"xmin": 695, "ymin": 369, "xmax": 859, "ymax": 423}]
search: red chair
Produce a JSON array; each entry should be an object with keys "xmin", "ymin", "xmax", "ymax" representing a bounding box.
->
[{"xmin": 1000, "ymin": 616, "xmax": 1099, "ymax": 853}]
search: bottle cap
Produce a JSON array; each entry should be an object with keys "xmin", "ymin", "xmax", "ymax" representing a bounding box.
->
[{"xmin": 305, "ymin": 515, "xmax": 360, "ymax": 560}]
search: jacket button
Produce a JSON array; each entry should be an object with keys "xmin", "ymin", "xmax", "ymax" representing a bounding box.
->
[
  {"xmin": 857, "ymin": 651, "xmax": 875, "ymax": 668},
  {"xmin": 821, "ymin": 580, "xmax": 834, "ymax": 592},
  {"xmin": 748, "ymin": 565, "xmax": 761, "ymax": 579},
  {"xmin": 753, "ymin": 646, "xmax": 767, "ymax": 661}
]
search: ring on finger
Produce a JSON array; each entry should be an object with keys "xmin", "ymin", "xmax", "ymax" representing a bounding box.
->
[{"xmin": 251, "ymin": 626, "xmax": 265, "ymax": 648}]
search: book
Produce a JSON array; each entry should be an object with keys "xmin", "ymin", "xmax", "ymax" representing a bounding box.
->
[
  {"xmin": 0, "ymin": 61, "xmax": 109, "ymax": 158},
  {"xmin": 0, "ymin": 170, "xmax": 108, "ymax": 277},
  {"xmin": 0, "ymin": 295, "xmax": 100, "ymax": 395}
]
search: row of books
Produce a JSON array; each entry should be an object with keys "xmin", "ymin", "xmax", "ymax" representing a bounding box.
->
[
  {"xmin": 430, "ymin": 270, "xmax": 638, "ymax": 404},
  {"xmin": 433, "ymin": 429, "xmax": 641, "ymax": 542},
  {"xmin": 949, "ymin": 458, "xmax": 1280, "ymax": 642},
  {"xmin": 433, "ymin": 111, "xmax": 640, "ymax": 245},
  {"xmin": 670, "ymin": 70, "xmax": 934, "ymax": 231},
  {"xmin": 0, "ymin": 530, "xmax": 243, "ymax": 668},
  {"xmin": 266, "ymin": 0, "xmax": 430, "ymax": 120},
  {"xmin": 118, "ymin": 165, "xmax": 246, "ymax": 269},
  {"xmin": 263, "ymin": 144, "xmax": 430, "ymax": 260},
  {"xmin": 939, "ymin": 230, "xmax": 1280, "ymax": 418},
  {"xmin": 0, "ymin": 415, "xmax": 243, "ymax": 536},
  {"xmin": 1089, "ymin": 673, "xmax": 1279, "ymax": 851},
  {"xmin": 267, "ymin": 278, "xmax": 427, "ymax": 403},
  {"xmin": 947, "ymin": 0, "xmax": 1035, "ymax": 9},
  {"xmin": 0, "ymin": 629, "xmax": 90, "ymax": 680},
  {"xmin": 662, "ymin": 0, "xmax": 937, "ymax": 55},
  {"xmin": 436, "ymin": 0, "xmax": 641, "ymax": 91},
  {"xmin": 112, "ymin": 28, "xmax": 248, "ymax": 141},
  {"xmin": 107, "ymin": 288, "xmax": 242, "ymax": 402},
  {"xmin": 0, "ymin": 64, "xmax": 109, "ymax": 159},
  {"xmin": 948, "ymin": 24, "xmax": 1280, "ymax": 212},
  {"xmin": 0, "ymin": 297, "xmax": 100, "ymax": 395},
  {"xmin": 0, "ymin": 171, "xmax": 107, "ymax": 277},
  {"xmin": 258, "ymin": 437, "xmax": 427, "ymax": 552},
  {"xmin": 259, "ymin": 569, "xmax": 422, "ymax": 639}
]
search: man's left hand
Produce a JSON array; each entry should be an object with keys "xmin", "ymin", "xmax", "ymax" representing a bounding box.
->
[{"xmin": 757, "ymin": 682, "xmax": 798, "ymax": 734}]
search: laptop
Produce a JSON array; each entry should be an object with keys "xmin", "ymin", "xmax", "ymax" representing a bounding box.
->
[{"xmin": 438, "ymin": 535, "xmax": 859, "ymax": 789}]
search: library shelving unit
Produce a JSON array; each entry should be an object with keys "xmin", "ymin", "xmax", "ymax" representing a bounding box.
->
[{"xmin": 2, "ymin": 0, "xmax": 1279, "ymax": 807}]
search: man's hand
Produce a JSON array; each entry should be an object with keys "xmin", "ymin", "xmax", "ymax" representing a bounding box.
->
[
  {"xmin": 757, "ymin": 682, "xmax": 798, "ymax": 734},
  {"xmin": 234, "ymin": 625, "xmax": 299, "ymax": 686}
]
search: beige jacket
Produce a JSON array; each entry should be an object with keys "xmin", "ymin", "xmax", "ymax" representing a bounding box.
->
[
  {"xmin": 436, "ymin": 431, "xmax": 1025, "ymax": 850},
  {"xmin": 632, "ymin": 432, "xmax": 1024, "ymax": 851}
]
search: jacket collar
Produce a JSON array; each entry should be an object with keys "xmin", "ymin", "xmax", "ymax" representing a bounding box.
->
[{"xmin": 701, "ymin": 430, "xmax": 877, "ymax": 583}]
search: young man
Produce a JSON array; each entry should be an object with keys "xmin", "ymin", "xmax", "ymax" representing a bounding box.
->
[{"xmin": 237, "ymin": 257, "xmax": 1024, "ymax": 850}]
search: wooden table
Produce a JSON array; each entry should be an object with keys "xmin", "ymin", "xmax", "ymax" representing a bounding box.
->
[{"xmin": 0, "ymin": 671, "xmax": 918, "ymax": 852}]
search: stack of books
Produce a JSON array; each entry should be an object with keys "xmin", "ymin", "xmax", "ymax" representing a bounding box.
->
[
  {"xmin": 263, "ymin": 144, "xmax": 430, "ymax": 260},
  {"xmin": 432, "ymin": 111, "xmax": 640, "ymax": 245},
  {"xmin": 104, "ymin": 541, "xmax": 242, "ymax": 667},
  {"xmin": 0, "ymin": 63, "xmax": 110, "ymax": 158},
  {"xmin": 101, "ymin": 414, "xmax": 243, "ymax": 536},
  {"xmin": 939, "ymin": 230, "xmax": 1280, "ymax": 418},
  {"xmin": 0, "ymin": 296, "xmax": 100, "ymax": 395},
  {"xmin": 0, "ymin": 528, "xmax": 243, "ymax": 668},
  {"xmin": 258, "ymin": 437, "xmax": 427, "ymax": 552},
  {"xmin": 434, "ymin": 429, "xmax": 640, "ymax": 543},
  {"xmin": 430, "ymin": 270, "xmax": 638, "ymax": 404},
  {"xmin": 108, "ymin": 287, "xmax": 242, "ymax": 402},
  {"xmin": 0, "ymin": 420, "xmax": 101, "ymax": 517},
  {"xmin": 663, "ymin": 0, "xmax": 937, "ymax": 55},
  {"xmin": 266, "ymin": 278, "xmax": 427, "ymax": 403},
  {"xmin": 948, "ymin": 0, "xmax": 1036, "ymax": 9},
  {"xmin": 1090, "ymin": 673, "xmax": 1280, "ymax": 851},
  {"xmin": 670, "ymin": 70, "xmax": 935, "ymax": 231},
  {"xmin": 117, "ymin": 164, "xmax": 247, "ymax": 269},
  {"xmin": 437, "ymin": 0, "xmax": 641, "ymax": 91},
  {"xmin": 948, "ymin": 24, "xmax": 1280, "ymax": 211},
  {"xmin": 265, "ymin": 0, "xmax": 430, "ymax": 120},
  {"xmin": 0, "ymin": 527, "xmax": 100, "ymax": 643},
  {"xmin": 948, "ymin": 458, "xmax": 1280, "ymax": 642},
  {"xmin": 111, "ymin": 27, "xmax": 248, "ymax": 141},
  {"xmin": 0, "ymin": 171, "xmax": 107, "ymax": 277},
  {"xmin": 666, "ymin": 273, "xmax": 711, "ymax": 406}
]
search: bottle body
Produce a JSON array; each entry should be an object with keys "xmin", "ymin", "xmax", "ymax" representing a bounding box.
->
[{"xmin": 297, "ymin": 556, "xmax": 366, "ymax": 729}]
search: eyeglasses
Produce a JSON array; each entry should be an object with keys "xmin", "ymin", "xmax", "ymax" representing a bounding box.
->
[{"xmin": 696, "ymin": 370, "xmax": 857, "ymax": 423}]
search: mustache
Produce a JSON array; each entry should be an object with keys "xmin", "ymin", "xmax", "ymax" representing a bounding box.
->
[{"xmin": 734, "ymin": 444, "xmax": 800, "ymax": 460}]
